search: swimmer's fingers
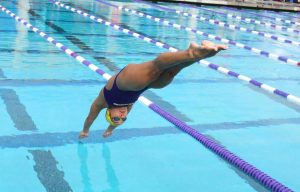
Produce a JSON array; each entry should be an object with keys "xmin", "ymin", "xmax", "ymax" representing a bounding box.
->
[
  {"xmin": 201, "ymin": 40, "xmax": 227, "ymax": 50},
  {"xmin": 102, "ymin": 130, "xmax": 113, "ymax": 138},
  {"xmin": 210, "ymin": 44, "xmax": 228, "ymax": 52},
  {"xmin": 217, "ymin": 44, "xmax": 228, "ymax": 51}
]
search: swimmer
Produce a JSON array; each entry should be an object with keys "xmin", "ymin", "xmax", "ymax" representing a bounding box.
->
[{"xmin": 79, "ymin": 40, "xmax": 227, "ymax": 139}]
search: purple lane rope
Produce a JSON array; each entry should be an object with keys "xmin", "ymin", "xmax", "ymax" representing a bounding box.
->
[
  {"xmin": 0, "ymin": 3, "xmax": 294, "ymax": 192},
  {"xmin": 179, "ymin": 3, "xmax": 300, "ymax": 35},
  {"xmin": 133, "ymin": 0, "xmax": 300, "ymax": 47},
  {"xmin": 95, "ymin": 0, "xmax": 300, "ymax": 66}
]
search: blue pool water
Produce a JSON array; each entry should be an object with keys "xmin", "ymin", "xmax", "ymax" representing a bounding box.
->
[{"xmin": 0, "ymin": 0, "xmax": 300, "ymax": 191}]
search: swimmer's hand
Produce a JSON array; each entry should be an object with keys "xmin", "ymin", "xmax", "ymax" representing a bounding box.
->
[
  {"xmin": 102, "ymin": 126, "xmax": 116, "ymax": 138},
  {"xmin": 79, "ymin": 131, "xmax": 89, "ymax": 139},
  {"xmin": 102, "ymin": 130, "xmax": 113, "ymax": 138},
  {"xmin": 189, "ymin": 40, "xmax": 227, "ymax": 60}
]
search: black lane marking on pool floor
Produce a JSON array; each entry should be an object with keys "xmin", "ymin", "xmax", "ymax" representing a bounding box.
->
[
  {"xmin": 0, "ymin": 88, "xmax": 37, "ymax": 131},
  {"xmin": 0, "ymin": 65, "xmax": 72, "ymax": 191},
  {"xmin": 29, "ymin": 150, "xmax": 73, "ymax": 192},
  {"xmin": 0, "ymin": 126, "xmax": 180, "ymax": 148},
  {"xmin": 0, "ymin": 79, "xmax": 105, "ymax": 86},
  {"xmin": 0, "ymin": 74, "xmax": 73, "ymax": 191},
  {"xmin": 0, "ymin": 48, "xmax": 158, "ymax": 56},
  {"xmin": 2, "ymin": 115, "xmax": 299, "ymax": 148}
]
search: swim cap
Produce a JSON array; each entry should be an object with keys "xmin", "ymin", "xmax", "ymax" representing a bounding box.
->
[{"xmin": 105, "ymin": 109, "xmax": 117, "ymax": 126}]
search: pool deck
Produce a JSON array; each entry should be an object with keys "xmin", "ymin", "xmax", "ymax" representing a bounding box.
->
[{"xmin": 153, "ymin": 0, "xmax": 300, "ymax": 12}]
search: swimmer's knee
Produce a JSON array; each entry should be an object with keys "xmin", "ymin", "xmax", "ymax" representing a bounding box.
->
[
  {"xmin": 153, "ymin": 56, "xmax": 165, "ymax": 70},
  {"xmin": 143, "ymin": 61, "xmax": 161, "ymax": 79}
]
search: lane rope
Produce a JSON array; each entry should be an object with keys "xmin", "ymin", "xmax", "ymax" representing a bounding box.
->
[
  {"xmin": 255, "ymin": 9, "xmax": 300, "ymax": 21},
  {"xmin": 95, "ymin": 0, "xmax": 300, "ymax": 66},
  {"xmin": 223, "ymin": 6, "xmax": 300, "ymax": 26},
  {"xmin": 0, "ymin": 3, "xmax": 294, "ymax": 192},
  {"xmin": 179, "ymin": 3, "xmax": 300, "ymax": 35},
  {"xmin": 133, "ymin": 0, "xmax": 300, "ymax": 47}
]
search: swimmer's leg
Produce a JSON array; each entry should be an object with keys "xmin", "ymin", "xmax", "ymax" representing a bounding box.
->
[
  {"xmin": 117, "ymin": 41, "xmax": 226, "ymax": 90},
  {"xmin": 149, "ymin": 62, "xmax": 191, "ymax": 88},
  {"xmin": 153, "ymin": 41, "xmax": 227, "ymax": 71}
]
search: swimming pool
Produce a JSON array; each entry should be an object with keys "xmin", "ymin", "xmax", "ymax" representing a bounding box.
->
[{"xmin": 0, "ymin": 0, "xmax": 300, "ymax": 191}]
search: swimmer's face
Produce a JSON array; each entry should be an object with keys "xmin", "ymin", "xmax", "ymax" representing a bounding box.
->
[{"xmin": 108, "ymin": 107, "xmax": 128, "ymax": 125}]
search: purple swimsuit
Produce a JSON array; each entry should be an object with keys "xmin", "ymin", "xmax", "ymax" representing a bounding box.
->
[{"xmin": 103, "ymin": 69, "xmax": 148, "ymax": 107}]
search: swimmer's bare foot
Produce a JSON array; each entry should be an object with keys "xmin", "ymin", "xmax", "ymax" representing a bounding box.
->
[
  {"xmin": 103, "ymin": 128, "xmax": 114, "ymax": 138},
  {"xmin": 188, "ymin": 40, "xmax": 227, "ymax": 60},
  {"xmin": 79, "ymin": 131, "xmax": 89, "ymax": 139}
]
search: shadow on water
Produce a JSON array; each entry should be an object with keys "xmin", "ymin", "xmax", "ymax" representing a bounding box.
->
[{"xmin": 247, "ymin": 84, "xmax": 300, "ymax": 113}]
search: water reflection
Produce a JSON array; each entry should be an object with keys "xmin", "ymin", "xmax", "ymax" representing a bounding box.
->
[
  {"xmin": 77, "ymin": 143, "xmax": 94, "ymax": 192},
  {"xmin": 77, "ymin": 143, "xmax": 120, "ymax": 192},
  {"xmin": 102, "ymin": 144, "xmax": 120, "ymax": 192},
  {"xmin": 13, "ymin": 0, "xmax": 29, "ymax": 68}
]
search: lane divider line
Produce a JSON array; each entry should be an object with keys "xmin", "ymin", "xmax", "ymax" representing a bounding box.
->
[
  {"xmin": 95, "ymin": 0, "xmax": 300, "ymax": 66},
  {"xmin": 133, "ymin": 0, "xmax": 300, "ymax": 47},
  {"xmin": 0, "ymin": 3, "xmax": 293, "ymax": 192},
  {"xmin": 239, "ymin": 7, "xmax": 300, "ymax": 24},
  {"xmin": 180, "ymin": 3, "xmax": 300, "ymax": 35},
  {"xmin": 223, "ymin": 6, "xmax": 300, "ymax": 26}
]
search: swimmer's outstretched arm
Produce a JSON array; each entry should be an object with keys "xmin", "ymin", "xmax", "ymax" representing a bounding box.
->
[{"xmin": 79, "ymin": 89, "xmax": 107, "ymax": 139}]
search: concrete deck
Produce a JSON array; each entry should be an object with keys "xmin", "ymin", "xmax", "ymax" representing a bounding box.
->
[{"xmin": 153, "ymin": 0, "xmax": 300, "ymax": 12}]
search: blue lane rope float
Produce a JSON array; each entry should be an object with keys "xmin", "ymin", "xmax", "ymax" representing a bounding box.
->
[
  {"xmin": 48, "ymin": 0, "xmax": 300, "ymax": 108},
  {"xmin": 223, "ymin": 6, "xmax": 300, "ymax": 26},
  {"xmin": 179, "ymin": 3, "xmax": 300, "ymax": 35},
  {"xmin": 133, "ymin": 0, "xmax": 300, "ymax": 48},
  {"xmin": 95, "ymin": 0, "xmax": 300, "ymax": 66},
  {"xmin": 0, "ymin": 4, "xmax": 294, "ymax": 192}
]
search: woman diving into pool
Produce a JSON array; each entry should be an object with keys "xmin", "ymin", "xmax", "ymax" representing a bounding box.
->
[{"xmin": 79, "ymin": 40, "xmax": 227, "ymax": 138}]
